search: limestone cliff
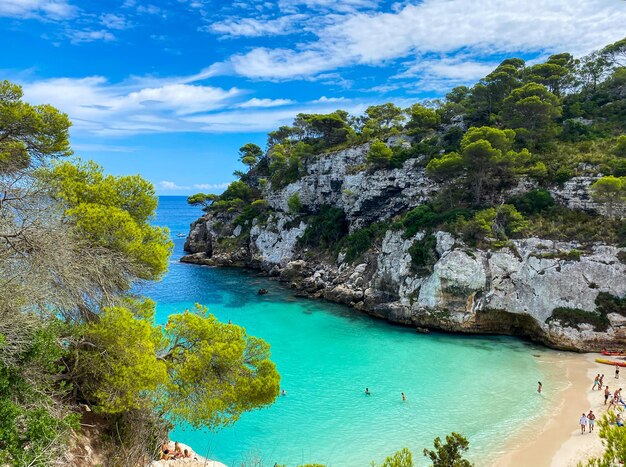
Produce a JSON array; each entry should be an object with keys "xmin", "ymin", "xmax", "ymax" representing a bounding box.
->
[{"xmin": 183, "ymin": 144, "xmax": 626, "ymax": 351}]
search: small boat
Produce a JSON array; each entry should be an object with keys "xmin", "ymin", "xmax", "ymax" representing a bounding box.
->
[
  {"xmin": 602, "ymin": 351, "xmax": 626, "ymax": 356},
  {"xmin": 176, "ymin": 233, "xmax": 186, "ymax": 238},
  {"xmin": 596, "ymin": 358, "xmax": 626, "ymax": 367}
]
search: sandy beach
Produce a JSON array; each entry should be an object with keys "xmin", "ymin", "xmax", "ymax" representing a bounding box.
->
[{"xmin": 496, "ymin": 353, "xmax": 607, "ymax": 467}]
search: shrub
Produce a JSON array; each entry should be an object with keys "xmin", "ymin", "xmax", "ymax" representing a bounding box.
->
[
  {"xmin": 548, "ymin": 307, "xmax": 610, "ymax": 331},
  {"xmin": 614, "ymin": 135, "xmax": 626, "ymax": 158},
  {"xmin": 508, "ymin": 189, "xmax": 555, "ymax": 215},
  {"xmin": 299, "ymin": 206, "xmax": 349, "ymax": 249},
  {"xmin": 288, "ymin": 193, "xmax": 303, "ymax": 214},
  {"xmin": 402, "ymin": 204, "xmax": 471, "ymax": 238},
  {"xmin": 338, "ymin": 222, "xmax": 390, "ymax": 262},
  {"xmin": 595, "ymin": 292, "xmax": 626, "ymax": 318},
  {"xmin": 366, "ymin": 140, "xmax": 393, "ymax": 169},
  {"xmin": 409, "ymin": 234, "xmax": 438, "ymax": 274}
]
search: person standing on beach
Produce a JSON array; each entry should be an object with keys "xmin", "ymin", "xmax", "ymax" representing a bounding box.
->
[
  {"xmin": 616, "ymin": 364, "xmax": 620, "ymax": 379},
  {"xmin": 605, "ymin": 386, "xmax": 611, "ymax": 405},
  {"xmin": 600, "ymin": 374, "xmax": 605, "ymax": 388},
  {"xmin": 588, "ymin": 411, "xmax": 596, "ymax": 432},
  {"xmin": 592, "ymin": 374, "xmax": 600, "ymax": 390},
  {"xmin": 537, "ymin": 381, "xmax": 542, "ymax": 393},
  {"xmin": 580, "ymin": 413, "xmax": 588, "ymax": 434}
]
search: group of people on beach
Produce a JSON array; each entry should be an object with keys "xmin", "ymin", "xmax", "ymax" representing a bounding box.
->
[
  {"xmin": 582, "ymin": 369, "xmax": 626, "ymax": 435},
  {"xmin": 159, "ymin": 441, "xmax": 197, "ymax": 461}
]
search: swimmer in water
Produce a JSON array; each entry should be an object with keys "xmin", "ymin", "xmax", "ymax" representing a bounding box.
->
[
  {"xmin": 401, "ymin": 392, "xmax": 406, "ymax": 401},
  {"xmin": 537, "ymin": 381, "xmax": 542, "ymax": 393},
  {"xmin": 281, "ymin": 389, "xmax": 286, "ymax": 396},
  {"xmin": 365, "ymin": 388, "xmax": 371, "ymax": 395}
]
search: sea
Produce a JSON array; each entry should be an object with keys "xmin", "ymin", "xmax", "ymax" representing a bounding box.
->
[{"xmin": 138, "ymin": 196, "xmax": 563, "ymax": 467}]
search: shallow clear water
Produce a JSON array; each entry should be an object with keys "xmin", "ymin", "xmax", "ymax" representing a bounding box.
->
[{"xmin": 141, "ymin": 197, "xmax": 557, "ymax": 467}]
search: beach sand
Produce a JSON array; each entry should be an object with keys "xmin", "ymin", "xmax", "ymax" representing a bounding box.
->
[{"xmin": 495, "ymin": 353, "xmax": 606, "ymax": 467}]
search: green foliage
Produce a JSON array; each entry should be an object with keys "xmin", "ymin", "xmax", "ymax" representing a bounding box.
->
[
  {"xmin": 0, "ymin": 80, "xmax": 72, "ymax": 173},
  {"xmin": 78, "ymin": 305, "xmax": 167, "ymax": 413},
  {"xmin": 508, "ymin": 189, "xmax": 555, "ymax": 214},
  {"xmin": 299, "ymin": 206, "xmax": 349, "ymax": 250},
  {"xmin": 595, "ymin": 292, "xmax": 626, "ymax": 318},
  {"xmin": 423, "ymin": 432, "xmax": 473, "ymax": 467},
  {"xmin": 582, "ymin": 413, "xmax": 626, "ymax": 467},
  {"xmin": 523, "ymin": 206, "xmax": 622, "ymax": 243},
  {"xmin": 0, "ymin": 321, "xmax": 78, "ymax": 466},
  {"xmin": 548, "ymin": 307, "xmax": 610, "ymax": 332},
  {"xmin": 523, "ymin": 53, "xmax": 577, "ymax": 96},
  {"xmin": 288, "ymin": 192, "xmax": 303, "ymax": 214},
  {"xmin": 361, "ymin": 103, "xmax": 405, "ymax": 139},
  {"xmin": 501, "ymin": 82, "xmax": 562, "ymax": 147},
  {"xmin": 615, "ymin": 136, "xmax": 626, "ymax": 157},
  {"xmin": 590, "ymin": 176, "xmax": 626, "ymax": 216},
  {"xmin": 163, "ymin": 305, "xmax": 280, "ymax": 429},
  {"xmin": 43, "ymin": 161, "xmax": 173, "ymax": 280},
  {"xmin": 366, "ymin": 140, "xmax": 394, "ymax": 169},
  {"xmin": 402, "ymin": 204, "xmax": 472, "ymax": 238},
  {"xmin": 379, "ymin": 448, "xmax": 414, "ymax": 467},
  {"xmin": 76, "ymin": 302, "xmax": 280, "ymax": 430},
  {"xmin": 239, "ymin": 143, "xmax": 263, "ymax": 168},
  {"xmin": 268, "ymin": 143, "xmax": 304, "ymax": 189},
  {"xmin": 409, "ymin": 234, "xmax": 438, "ymax": 274},
  {"xmin": 427, "ymin": 126, "xmax": 530, "ymax": 205},
  {"xmin": 455, "ymin": 205, "xmax": 527, "ymax": 244},
  {"xmin": 406, "ymin": 104, "xmax": 441, "ymax": 136},
  {"xmin": 338, "ymin": 222, "xmax": 390, "ymax": 262},
  {"xmin": 188, "ymin": 192, "xmax": 219, "ymax": 211}
]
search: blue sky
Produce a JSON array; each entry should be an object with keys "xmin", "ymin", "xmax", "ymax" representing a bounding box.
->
[{"xmin": 2, "ymin": 0, "xmax": 626, "ymax": 194}]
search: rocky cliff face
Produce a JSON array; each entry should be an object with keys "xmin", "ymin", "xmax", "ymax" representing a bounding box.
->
[{"xmin": 183, "ymin": 144, "xmax": 626, "ymax": 351}]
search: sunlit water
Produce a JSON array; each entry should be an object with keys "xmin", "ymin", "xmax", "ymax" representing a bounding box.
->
[{"xmin": 139, "ymin": 197, "xmax": 562, "ymax": 467}]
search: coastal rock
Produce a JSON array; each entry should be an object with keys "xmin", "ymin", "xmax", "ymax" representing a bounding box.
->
[{"xmin": 182, "ymin": 142, "xmax": 626, "ymax": 351}]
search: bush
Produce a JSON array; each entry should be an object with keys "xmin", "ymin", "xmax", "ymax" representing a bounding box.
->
[
  {"xmin": 402, "ymin": 204, "xmax": 472, "ymax": 238},
  {"xmin": 614, "ymin": 135, "xmax": 626, "ymax": 158},
  {"xmin": 596, "ymin": 292, "xmax": 626, "ymax": 318},
  {"xmin": 548, "ymin": 307, "xmax": 610, "ymax": 331},
  {"xmin": 409, "ymin": 234, "xmax": 438, "ymax": 274},
  {"xmin": 299, "ymin": 206, "xmax": 349, "ymax": 249},
  {"xmin": 338, "ymin": 222, "xmax": 389, "ymax": 262},
  {"xmin": 288, "ymin": 193, "xmax": 303, "ymax": 214},
  {"xmin": 508, "ymin": 189, "xmax": 555, "ymax": 214},
  {"xmin": 366, "ymin": 140, "xmax": 393, "ymax": 169}
]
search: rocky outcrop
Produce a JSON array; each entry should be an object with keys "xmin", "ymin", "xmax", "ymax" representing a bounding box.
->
[
  {"xmin": 183, "ymin": 144, "xmax": 626, "ymax": 351},
  {"xmin": 265, "ymin": 145, "xmax": 438, "ymax": 230}
]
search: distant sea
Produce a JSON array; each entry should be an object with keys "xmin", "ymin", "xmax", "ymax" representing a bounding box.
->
[{"xmin": 138, "ymin": 196, "xmax": 562, "ymax": 466}]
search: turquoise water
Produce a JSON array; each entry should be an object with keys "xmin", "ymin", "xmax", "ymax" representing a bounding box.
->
[{"xmin": 141, "ymin": 197, "xmax": 556, "ymax": 467}]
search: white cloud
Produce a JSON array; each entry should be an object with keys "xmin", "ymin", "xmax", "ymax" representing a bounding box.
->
[
  {"xmin": 229, "ymin": 48, "xmax": 345, "ymax": 80},
  {"xmin": 100, "ymin": 13, "xmax": 131, "ymax": 30},
  {"xmin": 220, "ymin": 0, "xmax": 626, "ymax": 81},
  {"xmin": 236, "ymin": 97, "xmax": 294, "ymax": 108},
  {"xmin": 278, "ymin": 0, "xmax": 379, "ymax": 13},
  {"xmin": 393, "ymin": 57, "xmax": 501, "ymax": 92},
  {"xmin": 67, "ymin": 29, "xmax": 116, "ymax": 44},
  {"xmin": 0, "ymin": 0, "xmax": 76, "ymax": 20},
  {"xmin": 193, "ymin": 182, "xmax": 230, "ymax": 190},
  {"xmin": 21, "ymin": 76, "xmax": 242, "ymax": 135},
  {"xmin": 157, "ymin": 181, "xmax": 230, "ymax": 191},
  {"xmin": 207, "ymin": 14, "xmax": 306, "ymax": 38},
  {"xmin": 157, "ymin": 181, "xmax": 187, "ymax": 190},
  {"xmin": 313, "ymin": 96, "xmax": 347, "ymax": 103}
]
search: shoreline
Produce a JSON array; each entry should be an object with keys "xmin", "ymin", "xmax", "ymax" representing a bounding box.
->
[{"xmin": 495, "ymin": 353, "xmax": 604, "ymax": 467}]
